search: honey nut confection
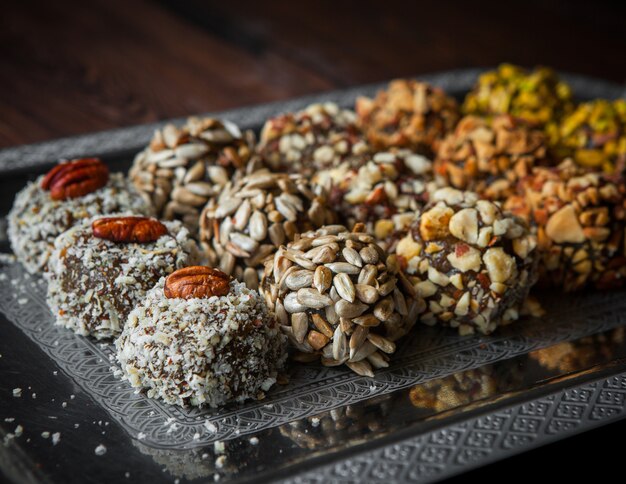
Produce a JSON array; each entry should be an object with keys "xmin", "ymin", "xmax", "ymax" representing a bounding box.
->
[
  {"xmin": 8, "ymin": 158, "xmax": 152, "ymax": 274},
  {"xmin": 261, "ymin": 224, "xmax": 420, "ymax": 377},
  {"xmin": 397, "ymin": 188, "xmax": 538, "ymax": 335},
  {"xmin": 256, "ymin": 102, "xmax": 370, "ymax": 176},
  {"xmin": 46, "ymin": 215, "xmax": 199, "ymax": 340},
  {"xmin": 116, "ymin": 266, "xmax": 287, "ymax": 408},
  {"xmin": 314, "ymin": 149, "xmax": 438, "ymax": 252},
  {"xmin": 462, "ymin": 63, "xmax": 573, "ymax": 132},
  {"xmin": 434, "ymin": 115, "xmax": 548, "ymax": 201},
  {"xmin": 129, "ymin": 116, "xmax": 255, "ymax": 233},
  {"xmin": 505, "ymin": 160, "xmax": 626, "ymax": 291},
  {"xmin": 356, "ymin": 79, "xmax": 460, "ymax": 157},
  {"xmin": 199, "ymin": 170, "xmax": 338, "ymax": 290},
  {"xmin": 551, "ymin": 99, "xmax": 626, "ymax": 174}
]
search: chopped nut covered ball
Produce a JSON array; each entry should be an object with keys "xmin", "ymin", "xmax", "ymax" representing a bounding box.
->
[
  {"xmin": 116, "ymin": 278, "xmax": 287, "ymax": 408},
  {"xmin": 551, "ymin": 99, "xmax": 626, "ymax": 174},
  {"xmin": 46, "ymin": 217, "xmax": 199, "ymax": 340},
  {"xmin": 200, "ymin": 170, "xmax": 338, "ymax": 290},
  {"xmin": 261, "ymin": 224, "xmax": 419, "ymax": 377},
  {"xmin": 505, "ymin": 160, "xmax": 626, "ymax": 291},
  {"xmin": 314, "ymin": 149, "xmax": 438, "ymax": 252},
  {"xmin": 256, "ymin": 102, "xmax": 370, "ymax": 176},
  {"xmin": 8, "ymin": 163, "xmax": 152, "ymax": 274},
  {"xmin": 434, "ymin": 115, "xmax": 548, "ymax": 201},
  {"xmin": 356, "ymin": 80, "xmax": 459, "ymax": 157},
  {"xmin": 462, "ymin": 63, "xmax": 573, "ymax": 132},
  {"xmin": 398, "ymin": 188, "xmax": 538, "ymax": 335},
  {"xmin": 129, "ymin": 117, "xmax": 255, "ymax": 233}
]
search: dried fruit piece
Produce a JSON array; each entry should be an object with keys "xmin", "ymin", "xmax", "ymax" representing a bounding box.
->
[
  {"xmin": 92, "ymin": 216, "xmax": 168, "ymax": 243},
  {"xmin": 164, "ymin": 266, "xmax": 231, "ymax": 299},
  {"xmin": 41, "ymin": 158, "xmax": 109, "ymax": 201}
]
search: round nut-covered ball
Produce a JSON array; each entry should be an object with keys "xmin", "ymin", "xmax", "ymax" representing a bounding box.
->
[
  {"xmin": 8, "ymin": 167, "xmax": 152, "ymax": 274},
  {"xmin": 505, "ymin": 160, "xmax": 626, "ymax": 291},
  {"xmin": 116, "ymin": 277, "xmax": 287, "ymax": 408},
  {"xmin": 256, "ymin": 102, "xmax": 370, "ymax": 176},
  {"xmin": 434, "ymin": 115, "xmax": 548, "ymax": 201},
  {"xmin": 314, "ymin": 149, "xmax": 437, "ymax": 252},
  {"xmin": 462, "ymin": 63, "xmax": 573, "ymax": 131},
  {"xmin": 551, "ymin": 99, "xmax": 626, "ymax": 174},
  {"xmin": 129, "ymin": 117, "xmax": 255, "ymax": 233},
  {"xmin": 261, "ymin": 224, "xmax": 419, "ymax": 377},
  {"xmin": 356, "ymin": 79, "xmax": 460, "ymax": 157},
  {"xmin": 397, "ymin": 188, "xmax": 538, "ymax": 335},
  {"xmin": 199, "ymin": 170, "xmax": 338, "ymax": 290},
  {"xmin": 46, "ymin": 216, "xmax": 199, "ymax": 340}
]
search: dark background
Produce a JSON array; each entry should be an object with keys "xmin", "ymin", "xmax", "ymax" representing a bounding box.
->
[
  {"xmin": 0, "ymin": 0, "xmax": 624, "ymax": 148},
  {"xmin": 1, "ymin": 0, "xmax": 625, "ymax": 482}
]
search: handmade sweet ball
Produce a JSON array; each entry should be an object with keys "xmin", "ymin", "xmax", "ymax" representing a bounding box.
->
[
  {"xmin": 256, "ymin": 102, "xmax": 370, "ymax": 176},
  {"xmin": 314, "ymin": 149, "xmax": 437, "ymax": 252},
  {"xmin": 129, "ymin": 117, "xmax": 255, "ymax": 233},
  {"xmin": 199, "ymin": 170, "xmax": 337, "ymax": 289},
  {"xmin": 8, "ymin": 158, "xmax": 152, "ymax": 274},
  {"xmin": 397, "ymin": 188, "xmax": 538, "ymax": 335},
  {"xmin": 261, "ymin": 224, "xmax": 419, "ymax": 377},
  {"xmin": 434, "ymin": 115, "xmax": 548, "ymax": 201},
  {"xmin": 505, "ymin": 160, "xmax": 626, "ymax": 291},
  {"xmin": 356, "ymin": 79, "xmax": 459, "ymax": 157},
  {"xmin": 462, "ymin": 63, "xmax": 572, "ymax": 132},
  {"xmin": 46, "ymin": 215, "xmax": 199, "ymax": 340},
  {"xmin": 551, "ymin": 99, "xmax": 626, "ymax": 174},
  {"xmin": 116, "ymin": 267, "xmax": 287, "ymax": 408}
]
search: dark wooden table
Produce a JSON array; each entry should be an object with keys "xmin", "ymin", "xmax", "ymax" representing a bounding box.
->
[
  {"xmin": 1, "ymin": 0, "xmax": 624, "ymax": 149},
  {"xmin": 1, "ymin": 1, "xmax": 626, "ymax": 482}
]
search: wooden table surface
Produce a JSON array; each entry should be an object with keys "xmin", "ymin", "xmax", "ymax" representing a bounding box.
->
[{"xmin": 1, "ymin": 0, "xmax": 624, "ymax": 149}]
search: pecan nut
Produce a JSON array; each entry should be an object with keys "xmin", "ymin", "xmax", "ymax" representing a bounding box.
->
[
  {"xmin": 41, "ymin": 158, "xmax": 109, "ymax": 200},
  {"xmin": 92, "ymin": 216, "xmax": 168, "ymax": 243},
  {"xmin": 164, "ymin": 266, "xmax": 231, "ymax": 299}
]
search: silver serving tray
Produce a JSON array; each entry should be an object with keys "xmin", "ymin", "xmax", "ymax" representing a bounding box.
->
[{"xmin": 1, "ymin": 69, "xmax": 625, "ymax": 484}]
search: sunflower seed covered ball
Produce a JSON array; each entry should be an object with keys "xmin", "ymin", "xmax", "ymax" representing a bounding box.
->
[
  {"xmin": 256, "ymin": 102, "xmax": 371, "ymax": 176},
  {"xmin": 397, "ymin": 188, "xmax": 538, "ymax": 335},
  {"xmin": 129, "ymin": 117, "xmax": 255, "ymax": 233},
  {"xmin": 200, "ymin": 170, "xmax": 338, "ymax": 289},
  {"xmin": 261, "ymin": 224, "xmax": 420, "ymax": 377},
  {"xmin": 356, "ymin": 79, "xmax": 459, "ymax": 158},
  {"xmin": 434, "ymin": 115, "xmax": 548, "ymax": 201},
  {"xmin": 314, "ymin": 149, "xmax": 437, "ymax": 252},
  {"xmin": 116, "ymin": 274, "xmax": 287, "ymax": 408},
  {"xmin": 46, "ymin": 217, "xmax": 199, "ymax": 340},
  {"xmin": 8, "ymin": 159, "xmax": 152, "ymax": 274},
  {"xmin": 505, "ymin": 160, "xmax": 626, "ymax": 291}
]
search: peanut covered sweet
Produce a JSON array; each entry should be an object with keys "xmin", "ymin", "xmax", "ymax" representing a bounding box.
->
[
  {"xmin": 356, "ymin": 80, "xmax": 459, "ymax": 157},
  {"xmin": 505, "ymin": 160, "xmax": 626, "ymax": 291},
  {"xmin": 398, "ymin": 188, "xmax": 538, "ymax": 335},
  {"xmin": 434, "ymin": 115, "xmax": 548, "ymax": 201}
]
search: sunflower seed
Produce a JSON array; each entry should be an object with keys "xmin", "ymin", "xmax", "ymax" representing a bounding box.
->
[
  {"xmin": 378, "ymin": 276, "xmax": 397, "ymax": 296},
  {"xmin": 230, "ymin": 233, "xmax": 259, "ymax": 254},
  {"xmin": 285, "ymin": 270, "xmax": 314, "ymax": 290},
  {"xmin": 185, "ymin": 181, "xmax": 215, "ymax": 197},
  {"xmin": 393, "ymin": 288, "xmax": 408, "ymax": 316},
  {"xmin": 358, "ymin": 265, "xmax": 378, "ymax": 285},
  {"xmin": 367, "ymin": 351, "xmax": 389, "ymax": 369},
  {"xmin": 268, "ymin": 223, "xmax": 286, "ymax": 247},
  {"xmin": 332, "ymin": 325, "xmax": 347, "ymax": 360},
  {"xmin": 349, "ymin": 326, "xmax": 369, "ymax": 359},
  {"xmin": 207, "ymin": 166, "xmax": 230, "ymax": 185},
  {"xmin": 275, "ymin": 197, "xmax": 298, "ymax": 221},
  {"xmin": 297, "ymin": 288, "xmax": 333, "ymax": 309},
  {"xmin": 351, "ymin": 314, "xmax": 380, "ymax": 327},
  {"xmin": 284, "ymin": 292, "xmax": 307, "ymax": 313},
  {"xmin": 311, "ymin": 245, "xmax": 338, "ymax": 264},
  {"xmin": 349, "ymin": 341, "xmax": 377, "ymax": 362},
  {"xmin": 311, "ymin": 314, "xmax": 333, "ymax": 338},
  {"xmin": 274, "ymin": 299, "xmax": 288, "ymax": 326},
  {"xmin": 374, "ymin": 297, "xmax": 395, "ymax": 321},
  {"xmin": 215, "ymin": 197, "xmax": 242, "ymax": 218},
  {"xmin": 333, "ymin": 273, "xmax": 355, "ymax": 302},
  {"xmin": 219, "ymin": 252, "xmax": 236, "ymax": 275},
  {"xmin": 291, "ymin": 313, "xmax": 309, "ymax": 344},
  {"xmin": 313, "ymin": 266, "xmax": 332, "ymax": 294},
  {"xmin": 346, "ymin": 360, "xmax": 374, "ymax": 378},
  {"xmin": 325, "ymin": 262, "xmax": 360, "ymax": 274},
  {"xmin": 336, "ymin": 300, "xmax": 368, "ymax": 318},
  {"xmin": 342, "ymin": 247, "xmax": 363, "ymax": 268},
  {"xmin": 243, "ymin": 267, "xmax": 259, "ymax": 291},
  {"xmin": 325, "ymin": 303, "xmax": 339, "ymax": 325},
  {"xmin": 359, "ymin": 245, "xmax": 379, "ymax": 265},
  {"xmin": 354, "ymin": 284, "xmax": 379, "ymax": 304},
  {"xmin": 311, "ymin": 235, "xmax": 340, "ymax": 247},
  {"xmin": 307, "ymin": 331, "xmax": 329, "ymax": 350},
  {"xmin": 367, "ymin": 333, "xmax": 396, "ymax": 354}
]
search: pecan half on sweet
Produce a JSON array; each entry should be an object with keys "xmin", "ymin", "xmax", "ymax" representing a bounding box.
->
[
  {"xmin": 92, "ymin": 216, "xmax": 168, "ymax": 243},
  {"xmin": 41, "ymin": 158, "xmax": 109, "ymax": 200},
  {"xmin": 164, "ymin": 266, "xmax": 231, "ymax": 299}
]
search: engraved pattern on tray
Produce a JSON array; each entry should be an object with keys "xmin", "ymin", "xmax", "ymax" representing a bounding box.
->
[
  {"xmin": 1, "ymin": 259, "xmax": 625, "ymax": 450},
  {"xmin": 285, "ymin": 372, "xmax": 626, "ymax": 483}
]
